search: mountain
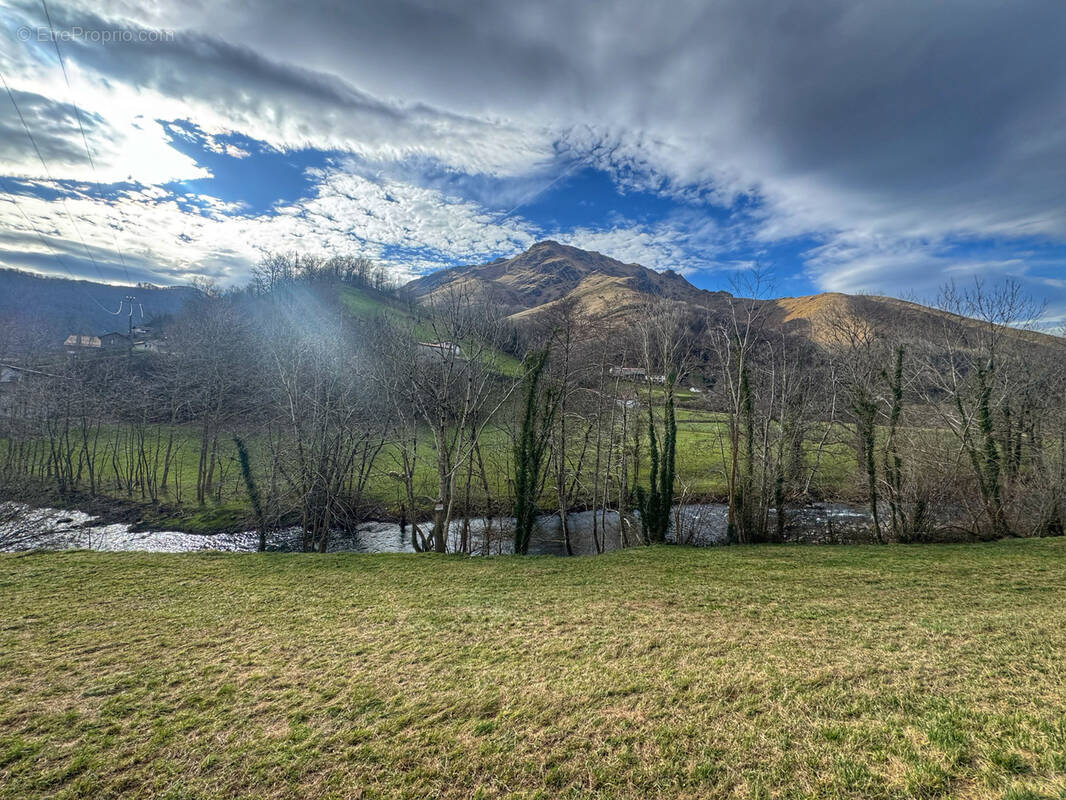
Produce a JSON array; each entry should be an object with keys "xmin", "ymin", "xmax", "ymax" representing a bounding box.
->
[
  {"xmin": 406, "ymin": 241, "xmax": 1062, "ymax": 350},
  {"xmin": 406, "ymin": 240, "xmax": 723, "ymax": 320},
  {"xmin": 0, "ymin": 269, "xmax": 201, "ymax": 352}
]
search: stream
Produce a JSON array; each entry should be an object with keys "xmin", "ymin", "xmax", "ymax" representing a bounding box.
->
[{"xmin": 1, "ymin": 501, "xmax": 882, "ymax": 554}]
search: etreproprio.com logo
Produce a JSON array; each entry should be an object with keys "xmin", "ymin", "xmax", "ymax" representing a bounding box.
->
[{"xmin": 17, "ymin": 26, "xmax": 175, "ymax": 43}]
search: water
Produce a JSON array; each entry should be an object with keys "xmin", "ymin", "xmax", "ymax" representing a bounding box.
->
[{"xmin": 0, "ymin": 501, "xmax": 882, "ymax": 554}]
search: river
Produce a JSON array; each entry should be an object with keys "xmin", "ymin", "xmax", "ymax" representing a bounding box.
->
[{"xmin": 0, "ymin": 501, "xmax": 882, "ymax": 554}]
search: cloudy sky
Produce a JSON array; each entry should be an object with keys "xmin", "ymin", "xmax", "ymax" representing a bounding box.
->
[{"xmin": 1, "ymin": 0, "xmax": 1064, "ymax": 319}]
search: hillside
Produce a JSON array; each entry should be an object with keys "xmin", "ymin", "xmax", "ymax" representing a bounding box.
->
[
  {"xmin": 407, "ymin": 241, "xmax": 1063, "ymax": 350},
  {"xmin": 0, "ymin": 269, "xmax": 201, "ymax": 351},
  {"xmin": 768, "ymin": 291, "xmax": 1064, "ymax": 350},
  {"xmin": 407, "ymin": 240, "xmax": 726, "ymax": 320}
]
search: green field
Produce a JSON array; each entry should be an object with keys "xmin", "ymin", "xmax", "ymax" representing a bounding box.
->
[
  {"xmin": 339, "ymin": 286, "xmax": 524, "ymax": 377},
  {"xmin": 2, "ymin": 541, "xmax": 1065, "ymax": 799},
  {"xmin": 1, "ymin": 412, "xmax": 858, "ymax": 531}
]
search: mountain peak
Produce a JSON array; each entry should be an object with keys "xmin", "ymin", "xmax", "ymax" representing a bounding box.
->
[
  {"xmin": 405, "ymin": 241, "xmax": 707, "ymax": 318},
  {"xmin": 528, "ymin": 239, "xmax": 565, "ymax": 250},
  {"xmin": 521, "ymin": 239, "xmax": 605, "ymax": 266}
]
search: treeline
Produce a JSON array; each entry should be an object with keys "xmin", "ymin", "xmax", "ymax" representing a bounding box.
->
[{"xmin": 1, "ymin": 255, "xmax": 1064, "ymax": 552}]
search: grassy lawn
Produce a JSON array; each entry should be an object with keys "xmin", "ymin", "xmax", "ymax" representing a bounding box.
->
[{"xmin": 2, "ymin": 542, "xmax": 1065, "ymax": 799}]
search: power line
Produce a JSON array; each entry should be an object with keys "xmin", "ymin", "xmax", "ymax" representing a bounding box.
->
[
  {"xmin": 1, "ymin": 70, "xmax": 109, "ymax": 284},
  {"xmin": 38, "ymin": 0, "xmax": 133, "ymax": 284},
  {"xmin": 0, "ymin": 93, "xmax": 152, "ymax": 322},
  {"xmin": 40, "ymin": 1, "xmax": 93, "ymax": 171},
  {"xmin": 0, "ymin": 186, "xmax": 123, "ymax": 316},
  {"xmin": 0, "ymin": 362, "xmax": 68, "ymax": 380},
  {"xmin": 0, "ymin": 177, "xmax": 126, "ymax": 317}
]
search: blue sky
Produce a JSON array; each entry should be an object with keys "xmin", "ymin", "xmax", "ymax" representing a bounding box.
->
[{"xmin": 1, "ymin": 0, "xmax": 1064, "ymax": 324}]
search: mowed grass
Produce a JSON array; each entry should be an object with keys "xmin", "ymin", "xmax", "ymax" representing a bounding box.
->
[{"xmin": 2, "ymin": 543, "xmax": 1066, "ymax": 799}]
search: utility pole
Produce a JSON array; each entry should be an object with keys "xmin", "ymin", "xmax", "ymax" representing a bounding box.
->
[{"xmin": 125, "ymin": 295, "xmax": 135, "ymax": 353}]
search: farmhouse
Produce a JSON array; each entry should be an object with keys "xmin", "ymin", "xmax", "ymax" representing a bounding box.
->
[
  {"xmin": 417, "ymin": 341, "xmax": 462, "ymax": 358},
  {"xmin": 608, "ymin": 366, "xmax": 646, "ymax": 379},
  {"xmin": 609, "ymin": 366, "xmax": 668, "ymax": 384},
  {"xmin": 63, "ymin": 334, "xmax": 101, "ymax": 351},
  {"xmin": 99, "ymin": 332, "xmax": 131, "ymax": 348}
]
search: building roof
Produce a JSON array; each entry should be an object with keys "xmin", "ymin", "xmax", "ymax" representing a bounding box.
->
[
  {"xmin": 64, "ymin": 334, "xmax": 101, "ymax": 348},
  {"xmin": 417, "ymin": 341, "xmax": 462, "ymax": 355}
]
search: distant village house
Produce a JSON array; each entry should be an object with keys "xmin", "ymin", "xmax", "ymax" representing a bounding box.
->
[
  {"xmin": 0, "ymin": 366, "xmax": 24, "ymax": 385},
  {"xmin": 417, "ymin": 341, "xmax": 462, "ymax": 359},
  {"xmin": 64, "ymin": 327, "xmax": 167, "ymax": 355},
  {"xmin": 99, "ymin": 332, "xmax": 131, "ymax": 348},
  {"xmin": 609, "ymin": 366, "xmax": 646, "ymax": 379},
  {"xmin": 609, "ymin": 365, "xmax": 667, "ymax": 384},
  {"xmin": 64, "ymin": 334, "xmax": 102, "ymax": 351}
]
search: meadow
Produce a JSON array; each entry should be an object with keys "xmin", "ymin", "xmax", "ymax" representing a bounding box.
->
[
  {"xmin": 0, "ymin": 405, "xmax": 859, "ymax": 532},
  {"xmin": 1, "ymin": 541, "xmax": 1064, "ymax": 798}
]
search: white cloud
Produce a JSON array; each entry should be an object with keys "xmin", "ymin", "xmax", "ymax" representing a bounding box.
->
[
  {"xmin": 1, "ymin": 0, "xmax": 1064, "ymax": 304},
  {"xmin": 0, "ymin": 1, "xmax": 555, "ymax": 183},
  {"xmin": 803, "ymin": 232, "xmax": 1066, "ymax": 329},
  {"xmin": 0, "ymin": 83, "xmax": 209, "ymax": 185},
  {"xmin": 556, "ymin": 226, "xmax": 687, "ymax": 271},
  {"xmin": 0, "ymin": 163, "xmax": 544, "ymax": 285},
  {"xmin": 557, "ymin": 221, "xmax": 730, "ymax": 276}
]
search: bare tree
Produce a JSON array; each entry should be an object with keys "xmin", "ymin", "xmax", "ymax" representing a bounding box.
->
[
  {"xmin": 634, "ymin": 299, "xmax": 697, "ymax": 543},
  {"xmin": 706, "ymin": 274, "xmax": 772, "ymax": 544},
  {"xmin": 822, "ymin": 307, "xmax": 891, "ymax": 541},
  {"xmin": 384, "ymin": 285, "xmax": 518, "ymax": 552},
  {"xmin": 543, "ymin": 298, "xmax": 596, "ymax": 554},
  {"xmin": 915, "ymin": 279, "xmax": 1046, "ymax": 538},
  {"xmin": 260, "ymin": 290, "xmax": 388, "ymax": 552}
]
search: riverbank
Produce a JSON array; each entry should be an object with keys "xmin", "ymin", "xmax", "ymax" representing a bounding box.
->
[
  {"xmin": 3, "ymin": 542, "xmax": 1065, "ymax": 799},
  {"xmin": 0, "ymin": 486, "xmax": 253, "ymax": 535},
  {"xmin": 2, "ymin": 498, "xmax": 926, "ymax": 554}
]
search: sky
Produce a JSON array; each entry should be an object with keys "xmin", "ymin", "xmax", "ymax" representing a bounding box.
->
[{"xmin": 1, "ymin": 0, "xmax": 1064, "ymax": 323}]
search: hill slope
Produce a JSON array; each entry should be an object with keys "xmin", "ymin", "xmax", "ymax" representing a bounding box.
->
[
  {"xmin": 407, "ymin": 240, "xmax": 726, "ymax": 320},
  {"xmin": 407, "ymin": 241, "xmax": 1062, "ymax": 350},
  {"xmin": 0, "ymin": 269, "xmax": 201, "ymax": 351}
]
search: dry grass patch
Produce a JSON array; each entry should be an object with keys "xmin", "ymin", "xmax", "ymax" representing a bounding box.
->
[{"xmin": 2, "ymin": 541, "xmax": 1066, "ymax": 798}]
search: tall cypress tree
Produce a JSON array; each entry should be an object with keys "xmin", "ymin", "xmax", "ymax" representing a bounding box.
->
[{"xmin": 636, "ymin": 419, "xmax": 660, "ymax": 543}]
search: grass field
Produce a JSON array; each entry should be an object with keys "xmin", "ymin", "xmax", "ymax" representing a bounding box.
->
[
  {"xmin": 339, "ymin": 285, "xmax": 524, "ymax": 377},
  {"xmin": 0, "ymin": 416, "xmax": 857, "ymax": 532},
  {"xmin": 2, "ymin": 541, "xmax": 1065, "ymax": 799}
]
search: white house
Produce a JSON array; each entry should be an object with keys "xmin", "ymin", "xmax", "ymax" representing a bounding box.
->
[
  {"xmin": 417, "ymin": 341, "xmax": 462, "ymax": 359},
  {"xmin": 64, "ymin": 334, "xmax": 101, "ymax": 350}
]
